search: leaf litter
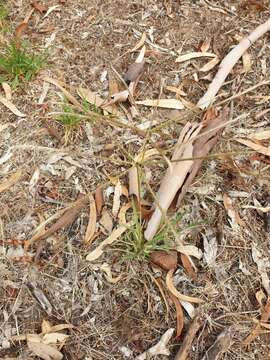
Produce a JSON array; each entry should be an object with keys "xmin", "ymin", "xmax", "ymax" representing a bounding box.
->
[{"xmin": 2, "ymin": 2, "xmax": 270, "ymax": 359}]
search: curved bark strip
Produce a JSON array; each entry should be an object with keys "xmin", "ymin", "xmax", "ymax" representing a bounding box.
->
[{"xmin": 197, "ymin": 18, "xmax": 270, "ymax": 109}]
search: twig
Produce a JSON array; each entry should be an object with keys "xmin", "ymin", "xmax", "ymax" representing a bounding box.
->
[
  {"xmin": 197, "ymin": 18, "xmax": 270, "ymax": 109},
  {"xmin": 175, "ymin": 314, "xmax": 203, "ymax": 360}
]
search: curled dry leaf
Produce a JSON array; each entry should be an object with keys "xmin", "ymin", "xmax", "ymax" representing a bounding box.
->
[
  {"xmin": 100, "ymin": 263, "xmax": 122, "ymax": 284},
  {"xmin": 150, "ymin": 250, "xmax": 177, "ymax": 271},
  {"xmin": 86, "ymin": 223, "xmax": 131, "ymax": 262},
  {"xmin": 0, "ymin": 170, "xmax": 22, "ymax": 194},
  {"xmin": 0, "ymin": 95, "xmax": 26, "ymax": 117},
  {"xmin": 84, "ymin": 194, "xmax": 97, "ymax": 244},
  {"xmin": 176, "ymin": 52, "xmax": 216, "ymax": 63},
  {"xmin": 235, "ymin": 138, "xmax": 270, "ymax": 157},
  {"xmin": 135, "ymin": 328, "xmax": 174, "ymax": 360},
  {"xmin": 166, "ymin": 269, "xmax": 203, "ymax": 304},
  {"xmin": 169, "ymin": 292, "xmax": 184, "ymax": 338},
  {"xmin": 118, "ymin": 203, "xmax": 131, "ymax": 225}
]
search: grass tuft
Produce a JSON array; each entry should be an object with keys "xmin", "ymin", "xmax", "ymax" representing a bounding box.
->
[{"xmin": 0, "ymin": 43, "xmax": 46, "ymax": 87}]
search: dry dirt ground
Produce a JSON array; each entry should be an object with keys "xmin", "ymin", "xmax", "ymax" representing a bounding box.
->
[{"xmin": 0, "ymin": 0, "xmax": 270, "ymax": 359}]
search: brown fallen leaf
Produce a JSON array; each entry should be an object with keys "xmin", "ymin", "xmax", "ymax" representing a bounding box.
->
[
  {"xmin": 31, "ymin": 1, "xmax": 48, "ymax": 14},
  {"xmin": 0, "ymin": 170, "xmax": 22, "ymax": 194},
  {"xmin": 166, "ymin": 269, "xmax": 203, "ymax": 304},
  {"xmin": 169, "ymin": 292, "xmax": 184, "ymax": 339},
  {"xmin": 240, "ymin": 0, "xmax": 266, "ymax": 12},
  {"xmin": 95, "ymin": 186, "xmax": 104, "ymax": 216},
  {"xmin": 0, "ymin": 95, "xmax": 26, "ymax": 117},
  {"xmin": 15, "ymin": 22, "xmax": 28, "ymax": 49},
  {"xmin": 180, "ymin": 254, "xmax": 197, "ymax": 280},
  {"xmin": 236, "ymin": 138, "xmax": 270, "ymax": 157},
  {"xmin": 150, "ymin": 250, "xmax": 177, "ymax": 271},
  {"xmin": 27, "ymin": 283, "xmax": 53, "ymax": 315},
  {"xmin": 29, "ymin": 193, "xmax": 88, "ymax": 245},
  {"xmin": 84, "ymin": 194, "xmax": 97, "ymax": 244}
]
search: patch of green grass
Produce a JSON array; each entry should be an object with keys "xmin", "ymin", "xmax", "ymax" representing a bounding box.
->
[
  {"xmin": 0, "ymin": 43, "xmax": 46, "ymax": 87},
  {"xmin": 122, "ymin": 204, "xmax": 174, "ymax": 260},
  {"xmin": 57, "ymin": 103, "xmax": 83, "ymax": 127},
  {"xmin": 0, "ymin": 4, "xmax": 8, "ymax": 22}
]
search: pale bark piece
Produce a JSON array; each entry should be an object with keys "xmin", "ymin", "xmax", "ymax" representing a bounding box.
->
[
  {"xmin": 112, "ymin": 180, "xmax": 122, "ymax": 217},
  {"xmin": 0, "ymin": 95, "xmax": 26, "ymax": 117},
  {"xmin": 197, "ymin": 18, "xmax": 270, "ymax": 109},
  {"xmin": 84, "ymin": 194, "xmax": 97, "ymax": 244},
  {"xmin": 136, "ymin": 98, "xmax": 184, "ymax": 110},
  {"xmin": 175, "ymin": 314, "xmax": 203, "ymax": 360},
  {"xmin": 144, "ymin": 122, "xmax": 202, "ymax": 241},
  {"xmin": 176, "ymin": 52, "xmax": 216, "ymax": 63},
  {"xmin": 201, "ymin": 328, "xmax": 234, "ymax": 360}
]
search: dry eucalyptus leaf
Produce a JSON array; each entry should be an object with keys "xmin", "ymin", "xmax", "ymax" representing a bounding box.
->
[
  {"xmin": 0, "ymin": 95, "xmax": 26, "ymax": 117},
  {"xmin": 199, "ymin": 56, "xmax": 219, "ymax": 72},
  {"xmin": 112, "ymin": 180, "xmax": 122, "ymax": 217},
  {"xmin": 136, "ymin": 98, "xmax": 184, "ymax": 110},
  {"xmin": 86, "ymin": 223, "xmax": 131, "ymax": 262},
  {"xmin": 100, "ymin": 209, "xmax": 113, "ymax": 234},
  {"xmin": 176, "ymin": 52, "xmax": 216, "ymax": 63},
  {"xmin": 235, "ymin": 138, "xmax": 270, "ymax": 157},
  {"xmin": 166, "ymin": 269, "xmax": 203, "ymax": 304},
  {"xmin": 200, "ymin": 38, "xmax": 211, "ymax": 52},
  {"xmin": 2, "ymin": 82, "xmax": 12, "ymax": 100},
  {"xmin": 242, "ymin": 51, "xmax": 252, "ymax": 72},
  {"xmin": 95, "ymin": 186, "xmax": 104, "ymax": 215},
  {"xmin": 84, "ymin": 194, "xmax": 97, "ymax": 244},
  {"xmin": 248, "ymin": 130, "xmax": 270, "ymax": 140},
  {"xmin": 130, "ymin": 32, "xmax": 146, "ymax": 52},
  {"xmin": 223, "ymin": 194, "xmax": 243, "ymax": 229},
  {"xmin": 150, "ymin": 250, "xmax": 177, "ymax": 271}
]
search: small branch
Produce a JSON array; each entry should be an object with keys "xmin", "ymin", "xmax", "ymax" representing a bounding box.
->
[
  {"xmin": 174, "ymin": 314, "xmax": 203, "ymax": 360},
  {"xmin": 197, "ymin": 18, "xmax": 270, "ymax": 109}
]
